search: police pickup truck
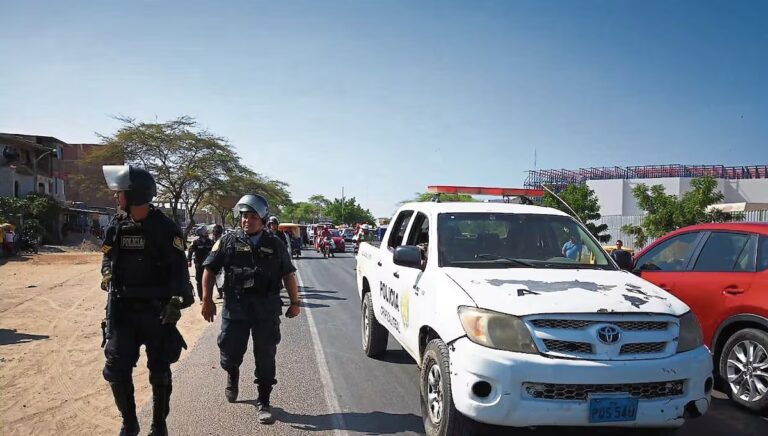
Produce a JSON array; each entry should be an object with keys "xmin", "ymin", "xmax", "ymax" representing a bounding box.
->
[{"xmin": 356, "ymin": 202, "xmax": 713, "ymax": 435}]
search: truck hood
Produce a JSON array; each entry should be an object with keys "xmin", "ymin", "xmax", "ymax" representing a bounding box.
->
[{"xmin": 443, "ymin": 267, "xmax": 688, "ymax": 316}]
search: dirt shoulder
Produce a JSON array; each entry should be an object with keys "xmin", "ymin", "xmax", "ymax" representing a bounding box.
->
[{"xmin": 0, "ymin": 252, "xmax": 212, "ymax": 436}]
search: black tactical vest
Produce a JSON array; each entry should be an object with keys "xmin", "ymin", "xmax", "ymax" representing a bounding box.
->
[
  {"xmin": 114, "ymin": 215, "xmax": 172, "ymax": 299},
  {"xmin": 191, "ymin": 237, "xmax": 214, "ymax": 265},
  {"xmin": 223, "ymin": 231, "xmax": 282, "ymax": 297}
]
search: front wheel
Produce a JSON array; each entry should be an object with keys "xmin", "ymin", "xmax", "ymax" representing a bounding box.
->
[
  {"xmin": 361, "ymin": 292, "xmax": 388, "ymax": 356},
  {"xmin": 420, "ymin": 339, "xmax": 478, "ymax": 436},
  {"xmin": 719, "ymin": 328, "xmax": 768, "ymax": 414}
]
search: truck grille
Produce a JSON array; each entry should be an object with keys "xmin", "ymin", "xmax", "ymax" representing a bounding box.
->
[
  {"xmin": 523, "ymin": 380, "xmax": 685, "ymax": 401},
  {"xmin": 531, "ymin": 319, "xmax": 669, "ymax": 331},
  {"xmin": 620, "ymin": 342, "xmax": 667, "ymax": 355},
  {"xmin": 543, "ymin": 340, "xmax": 593, "ymax": 354}
]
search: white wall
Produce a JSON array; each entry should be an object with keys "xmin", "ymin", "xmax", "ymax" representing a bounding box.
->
[{"xmin": 589, "ymin": 177, "xmax": 768, "ymax": 217}]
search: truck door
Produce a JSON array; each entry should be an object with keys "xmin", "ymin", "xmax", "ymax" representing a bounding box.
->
[
  {"xmin": 396, "ymin": 211, "xmax": 431, "ymax": 355},
  {"xmin": 376, "ymin": 209, "xmax": 414, "ymax": 345}
]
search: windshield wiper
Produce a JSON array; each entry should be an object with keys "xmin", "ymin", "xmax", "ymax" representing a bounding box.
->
[{"xmin": 474, "ymin": 254, "xmax": 537, "ymax": 267}]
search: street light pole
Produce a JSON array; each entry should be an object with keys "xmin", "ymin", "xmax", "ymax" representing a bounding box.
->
[
  {"xmin": 32, "ymin": 148, "xmax": 56, "ymax": 195},
  {"xmin": 341, "ymin": 186, "xmax": 345, "ymax": 225}
]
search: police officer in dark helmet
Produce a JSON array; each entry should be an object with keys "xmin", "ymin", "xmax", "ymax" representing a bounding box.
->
[
  {"xmin": 187, "ymin": 226, "xmax": 214, "ymax": 301},
  {"xmin": 267, "ymin": 215, "xmax": 288, "ymax": 246},
  {"xmin": 100, "ymin": 165, "xmax": 194, "ymax": 436},
  {"xmin": 200, "ymin": 194, "xmax": 300, "ymax": 425}
]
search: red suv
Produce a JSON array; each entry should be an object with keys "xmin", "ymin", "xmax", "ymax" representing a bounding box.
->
[{"xmin": 633, "ymin": 222, "xmax": 768, "ymax": 413}]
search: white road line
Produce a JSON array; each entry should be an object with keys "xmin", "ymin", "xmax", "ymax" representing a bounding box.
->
[{"xmin": 295, "ymin": 267, "xmax": 348, "ymax": 435}]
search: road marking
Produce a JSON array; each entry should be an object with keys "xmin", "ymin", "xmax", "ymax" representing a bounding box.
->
[{"xmin": 296, "ymin": 267, "xmax": 348, "ymax": 435}]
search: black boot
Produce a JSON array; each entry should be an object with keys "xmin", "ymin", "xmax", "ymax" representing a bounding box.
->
[
  {"xmin": 225, "ymin": 368, "xmax": 239, "ymax": 403},
  {"xmin": 147, "ymin": 384, "xmax": 170, "ymax": 436},
  {"xmin": 256, "ymin": 385, "xmax": 275, "ymax": 424},
  {"xmin": 108, "ymin": 381, "xmax": 140, "ymax": 436}
]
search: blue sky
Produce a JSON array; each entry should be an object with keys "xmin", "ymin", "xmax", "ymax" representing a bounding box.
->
[{"xmin": 1, "ymin": 0, "xmax": 766, "ymax": 217}]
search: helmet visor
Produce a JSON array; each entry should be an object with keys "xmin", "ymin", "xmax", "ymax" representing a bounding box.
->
[
  {"xmin": 102, "ymin": 165, "xmax": 132, "ymax": 191},
  {"xmin": 232, "ymin": 194, "xmax": 269, "ymax": 219}
]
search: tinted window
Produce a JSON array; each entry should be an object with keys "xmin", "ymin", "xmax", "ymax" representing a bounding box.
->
[
  {"xmin": 693, "ymin": 232, "xmax": 752, "ymax": 272},
  {"xmin": 636, "ymin": 232, "xmax": 700, "ymax": 272},
  {"xmin": 406, "ymin": 212, "xmax": 429, "ymax": 246},
  {"xmin": 437, "ymin": 213, "xmax": 613, "ymax": 269},
  {"xmin": 758, "ymin": 236, "xmax": 768, "ymax": 271},
  {"xmin": 388, "ymin": 210, "xmax": 413, "ymax": 249}
]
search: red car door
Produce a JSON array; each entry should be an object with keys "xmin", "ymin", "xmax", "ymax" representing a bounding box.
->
[
  {"xmin": 635, "ymin": 231, "xmax": 705, "ymax": 296},
  {"xmin": 673, "ymin": 232, "xmax": 758, "ymax": 347}
]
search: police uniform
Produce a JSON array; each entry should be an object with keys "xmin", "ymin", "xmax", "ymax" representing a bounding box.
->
[
  {"xmin": 202, "ymin": 227, "xmax": 295, "ymax": 405},
  {"xmin": 187, "ymin": 236, "xmax": 214, "ymax": 300},
  {"xmin": 101, "ymin": 206, "xmax": 193, "ymax": 436}
]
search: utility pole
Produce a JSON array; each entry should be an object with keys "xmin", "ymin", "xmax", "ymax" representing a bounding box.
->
[{"xmin": 341, "ymin": 186, "xmax": 345, "ymax": 225}]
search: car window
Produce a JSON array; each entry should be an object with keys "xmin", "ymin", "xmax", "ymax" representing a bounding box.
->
[
  {"xmin": 758, "ymin": 236, "xmax": 768, "ymax": 271},
  {"xmin": 388, "ymin": 210, "xmax": 413, "ymax": 249},
  {"xmin": 636, "ymin": 232, "xmax": 700, "ymax": 272},
  {"xmin": 437, "ymin": 213, "xmax": 614, "ymax": 269},
  {"xmin": 405, "ymin": 212, "xmax": 430, "ymax": 265},
  {"xmin": 693, "ymin": 232, "xmax": 753, "ymax": 272}
]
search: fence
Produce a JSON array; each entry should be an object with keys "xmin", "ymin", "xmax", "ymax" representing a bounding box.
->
[{"xmin": 594, "ymin": 209, "xmax": 768, "ymax": 250}]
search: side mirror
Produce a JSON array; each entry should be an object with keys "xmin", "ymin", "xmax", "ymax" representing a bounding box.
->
[{"xmin": 393, "ymin": 245, "xmax": 423, "ymax": 269}]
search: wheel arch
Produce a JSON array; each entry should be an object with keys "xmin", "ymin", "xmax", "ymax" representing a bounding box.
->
[
  {"xmin": 419, "ymin": 325, "xmax": 442, "ymax": 362},
  {"xmin": 712, "ymin": 314, "xmax": 768, "ymax": 360}
]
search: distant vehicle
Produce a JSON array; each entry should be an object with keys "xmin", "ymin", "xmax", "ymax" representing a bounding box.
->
[
  {"xmin": 341, "ymin": 228, "xmax": 355, "ymax": 242},
  {"xmin": 357, "ymin": 200, "xmax": 712, "ymax": 435},
  {"xmin": 633, "ymin": 222, "xmax": 768, "ymax": 414}
]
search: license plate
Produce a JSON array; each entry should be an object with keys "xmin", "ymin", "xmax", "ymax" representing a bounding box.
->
[{"xmin": 588, "ymin": 397, "xmax": 638, "ymax": 423}]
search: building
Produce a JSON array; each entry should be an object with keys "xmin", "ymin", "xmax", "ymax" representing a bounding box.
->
[
  {"xmin": 61, "ymin": 143, "xmax": 116, "ymax": 208},
  {"xmin": 0, "ymin": 133, "xmax": 66, "ymax": 200},
  {"xmin": 525, "ymin": 164, "xmax": 768, "ymax": 248}
]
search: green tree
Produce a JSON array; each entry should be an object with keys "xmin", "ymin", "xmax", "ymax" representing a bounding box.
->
[
  {"xmin": 542, "ymin": 184, "xmax": 610, "ymax": 243},
  {"xmin": 323, "ymin": 197, "xmax": 375, "ymax": 225},
  {"xmin": 621, "ymin": 176, "xmax": 741, "ymax": 248},
  {"xmin": 0, "ymin": 193, "xmax": 62, "ymax": 243},
  {"xmin": 281, "ymin": 201, "xmax": 320, "ymax": 224},
  {"xmin": 403, "ymin": 192, "xmax": 477, "ymax": 204},
  {"xmin": 88, "ymin": 116, "xmax": 245, "ymax": 231}
]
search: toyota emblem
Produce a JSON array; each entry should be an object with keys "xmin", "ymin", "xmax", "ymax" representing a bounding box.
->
[{"xmin": 597, "ymin": 325, "xmax": 621, "ymax": 344}]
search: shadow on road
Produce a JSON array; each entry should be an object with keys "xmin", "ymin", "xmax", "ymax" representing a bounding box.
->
[
  {"xmin": 376, "ymin": 348, "xmax": 416, "ymax": 365},
  {"xmin": 270, "ymin": 406, "xmax": 424, "ymax": 434},
  {"xmin": 0, "ymin": 328, "xmax": 50, "ymax": 346}
]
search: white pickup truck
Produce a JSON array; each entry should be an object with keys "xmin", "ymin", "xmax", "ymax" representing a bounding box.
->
[{"xmin": 356, "ymin": 202, "xmax": 713, "ymax": 435}]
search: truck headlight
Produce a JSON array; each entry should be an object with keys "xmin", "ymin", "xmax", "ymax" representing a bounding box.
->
[
  {"xmin": 458, "ymin": 306, "xmax": 538, "ymax": 354},
  {"xmin": 676, "ymin": 311, "xmax": 704, "ymax": 353}
]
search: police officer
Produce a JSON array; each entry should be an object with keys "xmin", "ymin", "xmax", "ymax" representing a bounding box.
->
[
  {"xmin": 267, "ymin": 215, "xmax": 288, "ymax": 246},
  {"xmin": 100, "ymin": 165, "xmax": 194, "ymax": 436},
  {"xmin": 187, "ymin": 226, "xmax": 214, "ymax": 301},
  {"xmin": 200, "ymin": 194, "xmax": 300, "ymax": 425}
]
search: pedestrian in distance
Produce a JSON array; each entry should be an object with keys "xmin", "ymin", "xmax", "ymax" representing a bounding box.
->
[
  {"xmin": 200, "ymin": 194, "xmax": 301, "ymax": 425},
  {"xmin": 187, "ymin": 226, "xmax": 214, "ymax": 301},
  {"xmin": 100, "ymin": 165, "xmax": 195, "ymax": 436},
  {"xmin": 610, "ymin": 239, "xmax": 634, "ymax": 270}
]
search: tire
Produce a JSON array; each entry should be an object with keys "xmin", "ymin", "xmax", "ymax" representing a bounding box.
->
[
  {"xmin": 420, "ymin": 339, "xmax": 478, "ymax": 436},
  {"xmin": 361, "ymin": 292, "xmax": 388, "ymax": 357},
  {"xmin": 718, "ymin": 328, "xmax": 768, "ymax": 414}
]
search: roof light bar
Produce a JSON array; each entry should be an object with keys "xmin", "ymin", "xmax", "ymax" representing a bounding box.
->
[{"xmin": 427, "ymin": 185, "xmax": 544, "ymax": 197}]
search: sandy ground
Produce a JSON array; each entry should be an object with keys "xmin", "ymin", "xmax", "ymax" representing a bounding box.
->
[{"xmin": 0, "ymin": 251, "xmax": 212, "ymax": 436}]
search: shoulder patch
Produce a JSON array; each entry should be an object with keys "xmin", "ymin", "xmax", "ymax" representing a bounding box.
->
[
  {"xmin": 173, "ymin": 236, "xmax": 185, "ymax": 252},
  {"xmin": 101, "ymin": 244, "xmax": 112, "ymax": 254},
  {"xmin": 211, "ymin": 240, "xmax": 221, "ymax": 252}
]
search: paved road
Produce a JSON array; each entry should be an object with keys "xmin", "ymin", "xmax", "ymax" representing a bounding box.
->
[{"xmin": 151, "ymin": 246, "xmax": 767, "ymax": 435}]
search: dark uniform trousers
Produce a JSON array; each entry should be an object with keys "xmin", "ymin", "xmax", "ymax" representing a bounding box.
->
[
  {"xmin": 218, "ymin": 293, "xmax": 282, "ymax": 386},
  {"xmin": 103, "ymin": 302, "xmax": 175, "ymax": 387}
]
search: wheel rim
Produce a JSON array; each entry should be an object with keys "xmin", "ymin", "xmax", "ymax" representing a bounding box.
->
[
  {"xmin": 362, "ymin": 300, "xmax": 370, "ymax": 347},
  {"xmin": 426, "ymin": 362, "xmax": 444, "ymax": 424},
  {"xmin": 726, "ymin": 339, "xmax": 768, "ymax": 402}
]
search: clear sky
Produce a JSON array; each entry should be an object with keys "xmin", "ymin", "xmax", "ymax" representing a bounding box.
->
[{"xmin": 1, "ymin": 0, "xmax": 766, "ymax": 217}]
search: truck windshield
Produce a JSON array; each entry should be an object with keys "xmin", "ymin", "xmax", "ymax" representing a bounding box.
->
[{"xmin": 437, "ymin": 213, "xmax": 615, "ymax": 270}]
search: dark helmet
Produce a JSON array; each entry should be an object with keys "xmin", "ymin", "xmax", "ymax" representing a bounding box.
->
[
  {"xmin": 268, "ymin": 216, "xmax": 279, "ymax": 226},
  {"xmin": 196, "ymin": 226, "xmax": 208, "ymax": 237},
  {"xmin": 211, "ymin": 224, "xmax": 224, "ymax": 236},
  {"xmin": 233, "ymin": 194, "xmax": 269, "ymax": 220},
  {"xmin": 102, "ymin": 165, "xmax": 157, "ymax": 206}
]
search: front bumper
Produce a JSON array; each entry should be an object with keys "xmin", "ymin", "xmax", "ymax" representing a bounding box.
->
[{"xmin": 449, "ymin": 337, "xmax": 713, "ymax": 428}]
